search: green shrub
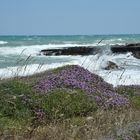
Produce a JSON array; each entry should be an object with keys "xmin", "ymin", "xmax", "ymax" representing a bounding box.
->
[
  {"xmin": 0, "ymin": 80, "xmax": 33, "ymax": 127},
  {"xmin": 0, "ymin": 94, "xmax": 31, "ymax": 118},
  {"xmin": 42, "ymin": 89, "xmax": 97, "ymax": 120},
  {"xmin": 130, "ymin": 96, "xmax": 140, "ymax": 109},
  {"xmin": 116, "ymin": 87, "xmax": 140, "ymax": 109}
]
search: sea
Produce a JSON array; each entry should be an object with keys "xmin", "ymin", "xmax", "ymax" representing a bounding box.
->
[{"xmin": 0, "ymin": 35, "xmax": 140, "ymax": 87}]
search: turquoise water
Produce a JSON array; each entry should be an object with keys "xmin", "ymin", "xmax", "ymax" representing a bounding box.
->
[
  {"xmin": 1, "ymin": 34, "xmax": 140, "ymax": 68},
  {"xmin": 1, "ymin": 35, "xmax": 140, "ymax": 47},
  {"xmin": 0, "ymin": 35, "xmax": 140, "ymax": 86}
]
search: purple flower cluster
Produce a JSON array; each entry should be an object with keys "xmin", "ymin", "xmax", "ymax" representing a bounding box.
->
[{"xmin": 35, "ymin": 65, "xmax": 129, "ymax": 109}]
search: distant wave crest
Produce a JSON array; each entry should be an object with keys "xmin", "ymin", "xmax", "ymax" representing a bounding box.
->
[{"xmin": 0, "ymin": 41, "xmax": 8, "ymax": 44}]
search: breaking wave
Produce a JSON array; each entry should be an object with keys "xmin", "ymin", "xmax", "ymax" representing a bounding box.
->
[{"xmin": 0, "ymin": 41, "xmax": 8, "ymax": 44}]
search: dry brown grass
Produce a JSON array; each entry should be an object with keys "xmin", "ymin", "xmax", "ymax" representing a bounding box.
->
[{"xmin": 0, "ymin": 108, "xmax": 140, "ymax": 140}]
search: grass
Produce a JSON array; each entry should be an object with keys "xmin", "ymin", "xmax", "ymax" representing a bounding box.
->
[
  {"xmin": 42, "ymin": 89, "xmax": 97, "ymax": 121},
  {"xmin": 0, "ymin": 80, "xmax": 33, "ymax": 129},
  {"xmin": 117, "ymin": 130, "xmax": 140, "ymax": 140},
  {"xmin": 0, "ymin": 65, "xmax": 140, "ymax": 139},
  {"xmin": 116, "ymin": 86, "xmax": 140, "ymax": 109}
]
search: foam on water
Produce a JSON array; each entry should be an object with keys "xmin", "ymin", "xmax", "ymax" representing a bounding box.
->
[
  {"xmin": 0, "ymin": 41, "xmax": 8, "ymax": 44},
  {"xmin": 0, "ymin": 42, "xmax": 125, "ymax": 57},
  {"xmin": 79, "ymin": 52, "xmax": 140, "ymax": 86},
  {"xmin": 97, "ymin": 69, "xmax": 140, "ymax": 86},
  {"xmin": 0, "ymin": 60, "xmax": 78, "ymax": 79},
  {"xmin": 0, "ymin": 47, "xmax": 140, "ymax": 87}
]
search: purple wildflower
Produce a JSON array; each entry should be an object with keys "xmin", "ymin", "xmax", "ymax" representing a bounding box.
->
[{"xmin": 35, "ymin": 65, "xmax": 129, "ymax": 109}]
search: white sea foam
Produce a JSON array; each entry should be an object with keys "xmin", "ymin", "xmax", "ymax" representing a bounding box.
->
[
  {"xmin": 96, "ymin": 69, "xmax": 140, "ymax": 86},
  {"xmin": 0, "ymin": 41, "xmax": 8, "ymax": 44},
  {"xmin": 77, "ymin": 52, "xmax": 140, "ymax": 86},
  {"xmin": 103, "ymin": 38, "xmax": 124, "ymax": 43},
  {"xmin": 0, "ymin": 52, "xmax": 140, "ymax": 87},
  {"xmin": 0, "ymin": 43, "xmax": 125, "ymax": 57},
  {"xmin": 0, "ymin": 61, "xmax": 78, "ymax": 79},
  {"xmin": 0, "ymin": 43, "xmax": 140, "ymax": 87}
]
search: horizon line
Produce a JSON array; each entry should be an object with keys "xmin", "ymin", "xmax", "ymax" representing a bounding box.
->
[{"xmin": 0, "ymin": 33, "xmax": 140, "ymax": 36}]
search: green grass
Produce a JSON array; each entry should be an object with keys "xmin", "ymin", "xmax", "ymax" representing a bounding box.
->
[
  {"xmin": 41, "ymin": 89, "xmax": 97, "ymax": 121},
  {"xmin": 0, "ymin": 79, "xmax": 98, "ymax": 128},
  {"xmin": 0, "ymin": 80, "xmax": 33, "ymax": 129},
  {"xmin": 116, "ymin": 87, "xmax": 140, "ymax": 109},
  {"xmin": 0, "ymin": 78, "xmax": 98, "ymax": 139}
]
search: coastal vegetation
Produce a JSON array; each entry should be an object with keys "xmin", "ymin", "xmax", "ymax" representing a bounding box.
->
[{"xmin": 0, "ymin": 65, "xmax": 140, "ymax": 139}]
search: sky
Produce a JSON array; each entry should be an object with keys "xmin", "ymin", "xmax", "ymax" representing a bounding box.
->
[{"xmin": 0, "ymin": 0, "xmax": 140, "ymax": 35}]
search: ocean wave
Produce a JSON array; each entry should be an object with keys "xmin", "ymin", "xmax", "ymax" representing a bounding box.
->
[
  {"xmin": 0, "ymin": 43, "xmax": 140, "ymax": 87},
  {"xmin": 99, "ymin": 39, "xmax": 126, "ymax": 46},
  {"xmin": 78, "ymin": 53, "xmax": 140, "ymax": 86},
  {"xmin": 0, "ymin": 61, "xmax": 78, "ymax": 79},
  {"xmin": 96, "ymin": 69, "xmax": 140, "ymax": 86},
  {"xmin": 0, "ymin": 41, "xmax": 8, "ymax": 44},
  {"xmin": 0, "ymin": 52, "xmax": 140, "ymax": 87},
  {"xmin": 0, "ymin": 43, "xmax": 100, "ymax": 56},
  {"xmin": 0, "ymin": 42, "xmax": 125, "ymax": 57}
]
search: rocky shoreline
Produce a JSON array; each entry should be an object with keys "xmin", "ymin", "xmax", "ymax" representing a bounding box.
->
[{"xmin": 40, "ymin": 43, "xmax": 140, "ymax": 59}]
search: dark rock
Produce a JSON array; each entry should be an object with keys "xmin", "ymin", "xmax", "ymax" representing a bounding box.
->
[
  {"xmin": 112, "ymin": 43, "xmax": 140, "ymax": 52},
  {"xmin": 111, "ymin": 43, "xmax": 140, "ymax": 59},
  {"xmin": 133, "ymin": 51, "xmax": 140, "ymax": 59},
  {"xmin": 104, "ymin": 61, "xmax": 119, "ymax": 70},
  {"xmin": 126, "ymin": 43, "xmax": 140, "ymax": 47},
  {"xmin": 41, "ymin": 46, "xmax": 98, "ymax": 56},
  {"xmin": 40, "ymin": 43, "xmax": 140, "ymax": 59}
]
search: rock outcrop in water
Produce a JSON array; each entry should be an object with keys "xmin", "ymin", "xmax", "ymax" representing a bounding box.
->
[
  {"xmin": 41, "ymin": 46, "xmax": 98, "ymax": 56},
  {"xmin": 40, "ymin": 43, "xmax": 140, "ymax": 59},
  {"xmin": 104, "ymin": 61, "xmax": 119, "ymax": 70},
  {"xmin": 111, "ymin": 43, "xmax": 140, "ymax": 59}
]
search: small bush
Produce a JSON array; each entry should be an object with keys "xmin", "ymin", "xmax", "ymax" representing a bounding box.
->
[
  {"xmin": 0, "ymin": 94, "xmax": 31, "ymax": 118},
  {"xmin": 42, "ymin": 89, "xmax": 97, "ymax": 120},
  {"xmin": 130, "ymin": 96, "xmax": 140, "ymax": 109},
  {"xmin": 0, "ymin": 80, "xmax": 33, "ymax": 127},
  {"xmin": 116, "ymin": 86, "xmax": 140, "ymax": 109}
]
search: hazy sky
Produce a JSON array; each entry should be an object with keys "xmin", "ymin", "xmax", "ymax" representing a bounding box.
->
[{"xmin": 0, "ymin": 0, "xmax": 140, "ymax": 35}]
